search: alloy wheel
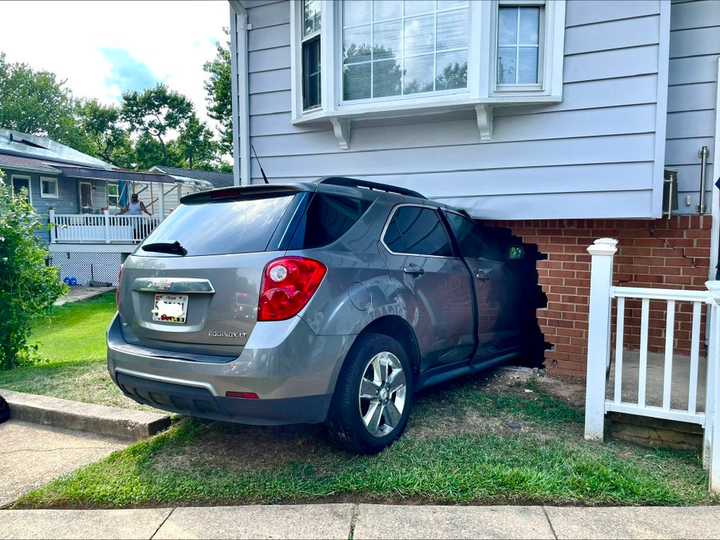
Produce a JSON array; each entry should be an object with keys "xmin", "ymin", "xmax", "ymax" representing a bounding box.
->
[{"xmin": 358, "ymin": 351, "xmax": 407, "ymax": 437}]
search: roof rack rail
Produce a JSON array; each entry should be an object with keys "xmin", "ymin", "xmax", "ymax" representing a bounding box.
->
[{"xmin": 318, "ymin": 176, "xmax": 426, "ymax": 199}]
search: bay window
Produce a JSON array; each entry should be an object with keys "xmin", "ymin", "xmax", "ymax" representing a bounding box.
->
[{"xmin": 291, "ymin": 0, "xmax": 565, "ymax": 144}]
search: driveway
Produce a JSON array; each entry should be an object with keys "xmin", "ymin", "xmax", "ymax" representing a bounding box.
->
[{"xmin": 0, "ymin": 420, "xmax": 126, "ymax": 507}]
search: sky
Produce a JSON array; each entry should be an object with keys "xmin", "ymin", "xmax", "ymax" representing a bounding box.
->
[{"xmin": 0, "ymin": 1, "xmax": 229, "ymax": 127}]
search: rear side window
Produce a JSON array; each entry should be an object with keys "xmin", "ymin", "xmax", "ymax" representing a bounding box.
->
[
  {"xmin": 139, "ymin": 194, "xmax": 297, "ymax": 256},
  {"xmin": 288, "ymin": 193, "xmax": 371, "ymax": 249},
  {"xmin": 383, "ymin": 206, "xmax": 453, "ymax": 257}
]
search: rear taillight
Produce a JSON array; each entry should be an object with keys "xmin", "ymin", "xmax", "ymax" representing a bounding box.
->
[
  {"xmin": 257, "ymin": 257, "xmax": 326, "ymax": 321},
  {"xmin": 115, "ymin": 264, "xmax": 124, "ymax": 309}
]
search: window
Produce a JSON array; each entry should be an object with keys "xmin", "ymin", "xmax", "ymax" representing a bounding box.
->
[
  {"xmin": 290, "ymin": 0, "xmax": 565, "ymax": 142},
  {"xmin": 445, "ymin": 212, "xmax": 505, "ymax": 261},
  {"xmin": 383, "ymin": 205, "xmax": 453, "ymax": 257},
  {"xmin": 107, "ymin": 183, "xmax": 120, "ymax": 207},
  {"xmin": 40, "ymin": 176, "xmax": 58, "ymax": 199},
  {"xmin": 342, "ymin": 0, "xmax": 469, "ymax": 102},
  {"xmin": 141, "ymin": 195, "xmax": 298, "ymax": 257},
  {"xmin": 302, "ymin": 0, "xmax": 322, "ymax": 110},
  {"xmin": 289, "ymin": 193, "xmax": 371, "ymax": 249},
  {"xmin": 10, "ymin": 175, "xmax": 31, "ymax": 201},
  {"xmin": 497, "ymin": 5, "xmax": 542, "ymax": 87}
]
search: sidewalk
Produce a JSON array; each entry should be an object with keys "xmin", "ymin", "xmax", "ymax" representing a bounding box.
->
[{"xmin": 2, "ymin": 504, "xmax": 720, "ymax": 539}]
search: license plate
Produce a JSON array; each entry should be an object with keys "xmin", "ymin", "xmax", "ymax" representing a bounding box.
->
[{"xmin": 152, "ymin": 294, "xmax": 188, "ymax": 323}]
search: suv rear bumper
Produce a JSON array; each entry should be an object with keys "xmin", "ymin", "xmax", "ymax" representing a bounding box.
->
[{"xmin": 107, "ymin": 314, "xmax": 353, "ymax": 425}]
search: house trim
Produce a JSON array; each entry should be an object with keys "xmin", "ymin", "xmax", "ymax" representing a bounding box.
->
[
  {"xmin": 289, "ymin": 0, "xmax": 566, "ymax": 148},
  {"xmin": 651, "ymin": 0, "xmax": 671, "ymax": 219}
]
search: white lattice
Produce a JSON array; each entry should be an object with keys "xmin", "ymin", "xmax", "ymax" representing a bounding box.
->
[{"xmin": 50, "ymin": 251, "xmax": 124, "ymax": 286}]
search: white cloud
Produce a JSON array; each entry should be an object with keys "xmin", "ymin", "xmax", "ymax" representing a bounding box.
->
[{"xmin": 0, "ymin": 1, "xmax": 229, "ymax": 127}]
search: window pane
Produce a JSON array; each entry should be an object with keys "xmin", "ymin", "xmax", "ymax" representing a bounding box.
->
[
  {"xmin": 303, "ymin": 0, "xmax": 321, "ymax": 36},
  {"xmin": 440, "ymin": 0, "xmax": 469, "ymax": 9},
  {"xmin": 344, "ymin": 62, "xmax": 371, "ymax": 100},
  {"xmin": 373, "ymin": 20, "xmax": 401, "ymax": 59},
  {"xmin": 518, "ymin": 47, "xmax": 538, "ymax": 83},
  {"xmin": 498, "ymin": 7, "xmax": 517, "ymax": 45},
  {"xmin": 445, "ymin": 213, "xmax": 486, "ymax": 258},
  {"xmin": 302, "ymin": 37, "xmax": 321, "ymax": 109},
  {"xmin": 384, "ymin": 206, "xmax": 452, "ymax": 257},
  {"xmin": 344, "ymin": 24, "xmax": 371, "ymax": 64},
  {"xmin": 436, "ymin": 51, "xmax": 467, "ymax": 90},
  {"xmin": 373, "ymin": 59, "xmax": 402, "ymax": 97},
  {"xmin": 404, "ymin": 15, "xmax": 434, "ymax": 56},
  {"xmin": 497, "ymin": 46, "xmax": 516, "ymax": 84},
  {"xmin": 405, "ymin": 0, "xmax": 434, "ymax": 17},
  {"xmin": 290, "ymin": 194, "xmax": 371, "ymax": 249},
  {"xmin": 343, "ymin": 0, "xmax": 370, "ymax": 27},
  {"xmin": 437, "ymin": 9, "xmax": 468, "ymax": 51},
  {"xmin": 404, "ymin": 54, "xmax": 434, "ymax": 94},
  {"xmin": 519, "ymin": 7, "xmax": 539, "ymax": 44},
  {"xmin": 374, "ymin": 0, "xmax": 402, "ymax": 21}
]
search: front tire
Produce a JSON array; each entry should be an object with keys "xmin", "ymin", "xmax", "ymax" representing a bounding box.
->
[{"xmin": 327, "ymin": 333, "xmax": 414, "ymax": 454}]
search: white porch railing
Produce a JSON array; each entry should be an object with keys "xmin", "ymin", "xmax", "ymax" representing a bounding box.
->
[
  {"xmin": 49, "ymin": 209, "xmax": 161, "ymax": 244},
  {"xmin": 584, "ymin": 238, "xmax": 720, "ymax": 492}
]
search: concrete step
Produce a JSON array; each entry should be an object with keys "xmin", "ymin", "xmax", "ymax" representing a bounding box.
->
[{"xmin": 1, "ymin": 389, "xmax": 171, "ymax": 441}]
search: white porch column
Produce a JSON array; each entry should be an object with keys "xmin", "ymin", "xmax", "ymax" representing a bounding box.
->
[
  {"xmin": 705, "ymin": 281, "xmax": 720, "ymax": 490},
  {"xmin": 159, "ymin": 185, "xmax": 166, "ymax": 218},
  {"xmin": 103, "ymin": 208, "xmax": 110, "ymax": 244},
  {"xmin": 584, "ymin": 237, "xmax": 618, "ymax": 441},
  {"xmin": 48, "ymin": 208, "xmax": 56, "ymax": 243}
]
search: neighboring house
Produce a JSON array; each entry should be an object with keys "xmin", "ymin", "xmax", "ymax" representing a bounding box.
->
[
  {"xmin": 0, "ymin": 129, "xmax": 202, "ymax": 285},
  {"xmin": 151, "ymin": 165, "xmax": 234, "ymax": 188},
  {"xmin": 228, "ymin": 0, "xmax": 720, "ymax": 378}
]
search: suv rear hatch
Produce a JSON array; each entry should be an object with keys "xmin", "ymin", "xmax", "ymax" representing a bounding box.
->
[{"xmin": 118, "ymin": 186, "xmax": 307, "ymax": 358}]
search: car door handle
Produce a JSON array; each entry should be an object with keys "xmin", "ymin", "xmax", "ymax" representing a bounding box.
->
[
  {"xmin": 475, "ymin": 269, "xmax": 491, "ymax": 280},
  {"xmin": 403, "ymin": 264, "xmax": 425, "ymax": 276}
]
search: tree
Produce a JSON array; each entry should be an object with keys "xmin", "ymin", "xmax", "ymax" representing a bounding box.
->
[
  {"xmin": 121, "ymin": 84, "xmax": 194, "ymax": 165},
  {"xmin": 203, "ymin": 32, "xmax": 233, "ymax": 156},
  {"xmin": 170, "ymin": 114, "xmax": 218, "ymax": 169},
  {"xmin": 0, "ymin": 171, "xmax": 66, "ymax": 370},
  {"xmin": 74, "ymin": 99, "xmax": 135, "ymax": 168},
  {"xmin": 0, "ymin": 52, "xmax": 79, "ymax": 145}
]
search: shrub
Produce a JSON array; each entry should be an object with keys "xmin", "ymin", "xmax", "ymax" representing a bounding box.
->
[{"xmin": 0, "ymin": 171, "xmax": 66, "ymax": 369}]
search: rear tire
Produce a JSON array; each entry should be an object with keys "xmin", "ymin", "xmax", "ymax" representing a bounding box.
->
[{"xmin": 326, "ymin": 333, "xmax": 414, "ymax": 454}]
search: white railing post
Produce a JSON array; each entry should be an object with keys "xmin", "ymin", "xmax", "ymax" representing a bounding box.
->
[
  {"xmin": 48, "ymin": 208, "xmax": 56, "ymax": 243},
  {"xmin": 103, "ymin": 209, "xmax": 110, "ymax": 244},
  {"xmin": 705, "ymin": 281, "xmax": 720, "ymax": 490},
  {"xmin": 584, "ymin": 237, "xmax": 618, "ymax": 441}
]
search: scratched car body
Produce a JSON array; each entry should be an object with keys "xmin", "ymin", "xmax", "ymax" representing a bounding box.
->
[{"xmin": 108, "ymin": 177, "xmax": 542, "ymax": 453}]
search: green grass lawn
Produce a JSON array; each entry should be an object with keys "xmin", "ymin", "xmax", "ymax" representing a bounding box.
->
[
  {"xmin": 13, "ymin": 373, "xmax": 717, "ymax": 509},
  {"xmin": 0, "ymin": 292, "xmax": 142, "ymax": 409}
]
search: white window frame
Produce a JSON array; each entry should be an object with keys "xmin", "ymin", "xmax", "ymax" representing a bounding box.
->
[
  {"xmin": 289, "ymin": 0, "xmax": 565, "ymax": 145},
  {"xmin": 40, "ymin": 176, "xmax": 59, "ymax": 199},
  {"xmin": 10, "ymin": 174, "xmax": 32, "ymax": 201},
  {"xmin": 106, "ymin": 182, "xmax": 120, "ymax": 208}
]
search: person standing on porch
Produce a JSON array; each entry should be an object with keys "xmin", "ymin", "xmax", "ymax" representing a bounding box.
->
[{"xmin": 120, "ymin": 193, "xmax": 151, "ymax": 240}]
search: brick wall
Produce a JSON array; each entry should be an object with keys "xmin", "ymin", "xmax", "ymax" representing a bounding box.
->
[{"xmin": 484, "ymin": 216, "xmax": 713, "ymax": 378}]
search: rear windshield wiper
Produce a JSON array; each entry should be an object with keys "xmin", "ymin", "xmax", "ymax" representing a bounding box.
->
[{"xmin": 141, "ymin": 241, "xmax": 187, "ymax": 256}]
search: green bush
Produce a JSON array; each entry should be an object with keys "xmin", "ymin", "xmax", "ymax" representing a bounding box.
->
[{"xmin": 0, "ymin": 171, "xmax": 66, "ymax": 369}]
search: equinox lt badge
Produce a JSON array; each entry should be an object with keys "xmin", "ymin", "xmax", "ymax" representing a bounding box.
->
[{"xmin": 208, "ymin": 329, "xmax": 247, "ymax": 339}]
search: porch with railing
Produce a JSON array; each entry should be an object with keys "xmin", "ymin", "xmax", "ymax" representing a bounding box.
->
[
  {"xmin": 49, "ymin": 209, "xmax": 162, "ymax": 244},
  {"xmin": 584, "ymin": 238, "xmax": 720, "ymax": 493}
]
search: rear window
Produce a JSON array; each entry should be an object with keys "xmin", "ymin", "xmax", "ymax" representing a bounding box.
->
[
  {"xmin": 139, "ymin": 194, "xmax": 297, "ymax": 256},
  {"xmin": 287, "ymin": 193, "xmax": 371, "ymax": 249}
]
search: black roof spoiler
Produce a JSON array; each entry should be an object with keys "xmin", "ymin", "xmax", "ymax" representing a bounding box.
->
[
  {"xmin": 318, "ymin": 176, "xmax": 426, "ymax": 199},
  {"xmin": 180, "ymin": 183, "xmax": 310, "ymax": 204}
]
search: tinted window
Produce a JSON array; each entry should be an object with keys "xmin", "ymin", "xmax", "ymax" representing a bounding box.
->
[
  {"xmin": 290, "ymin": 193, "xmax": 371, "ymax": 249},
  {"xmin": 445, "ymin": 212, "xmax": 505, "ymax": 261},
  {"xmin": 384, "ymin": 206, "xmax": 453, "ymax": 257},
  {"xmin": 140, "ymin": 194, "xmax": 297, "ymax": 256}
]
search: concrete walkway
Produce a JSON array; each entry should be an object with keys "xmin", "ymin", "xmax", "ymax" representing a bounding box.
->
[
  {"xmin": 0, "ymin": 421, "xmax": 127, "ymax": 508},
  {"xmin": 2, "ymin": 504, "xmax": 720, "ymax": 539},
  {"xmin": 53, "ymin": 286, "xmax": 114, "ymax": 306}
]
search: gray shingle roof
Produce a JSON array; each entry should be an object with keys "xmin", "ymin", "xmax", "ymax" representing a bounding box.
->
[
  {"xmin": 0, "ymin": 129, "xmax": 114, "ymax": 169},
  {"xmin": 152, "ymin": 166, "xmax": 234, "ymax": 188}
]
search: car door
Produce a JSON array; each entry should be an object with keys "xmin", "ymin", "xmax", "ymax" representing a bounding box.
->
[
  {"xmin": 382, "ymin": 205, "xmax": 475, "ymax": 370},
  {"xmin": 444, "ymin": 211, "xmax": 516, "ymax": 361}
]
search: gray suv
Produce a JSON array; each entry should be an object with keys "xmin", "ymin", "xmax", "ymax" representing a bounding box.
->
[{"xmin": 108, "ymin": 177, "xmax": 544, "ymax": 453}]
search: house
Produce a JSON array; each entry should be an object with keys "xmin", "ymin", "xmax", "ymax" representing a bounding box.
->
[
  {"xmin": 0, "ymin": 129, "xmax": 204, "ymax": 285},
  {"xmin": 227, "ymin": 0, "xmax": 720, "ymax": 381},
  {"xmin": 150, "ymin": 166, "xmax": 234, "ymax": 189}
]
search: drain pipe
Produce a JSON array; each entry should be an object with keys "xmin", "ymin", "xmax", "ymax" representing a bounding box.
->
[
  {"xmin": 230, "ymin": 1, "xmax": 250, "ymax": 186},
  {"xmin": 699, "ymin": 145, "xmax": 710, "ymax": 214}
]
